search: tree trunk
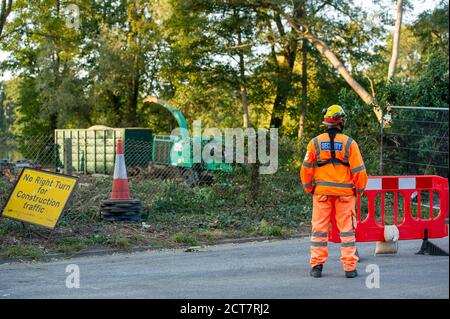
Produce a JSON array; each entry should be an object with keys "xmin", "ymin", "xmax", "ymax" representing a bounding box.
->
[
  {"xmin": 270, "ymin": 70, "xmax": 293, "ymax": 128},
  {"xmin": 127, "ymin": 51, "xmax": 140, "ymax": 126},
  {"xmin": 0, "ymin": 0, "xmax": 13, "ymax": 38},
  {"xmin": 298, "ymin": 38, "xmax": 307, "ymax": 141},
  {"xmin": 239, "ymin": 81, "xmax": 249, "ymax": 128},
  {"xmin": 49, "ymin": 112, "xmax": 58, "ymax": 132},
  {"xmin": 126, "ymin": 2, "xmax": 142, "ymax": 126},
  {"xmin": 387, "ymin": 0, "xmax": 403, "ymax": 81},
  {"xmin": 237, "ymin": 21, "xmax": 250, "ymax": 128},
  {"xmin": 303, "ymin": 33, "xmax": 381, "ymax": 122},
  {"xmin": 128, "ymin": 71, "xmax": 139, "ymax": 126},
  {"xmin": 49, "ymin": 0, "xmax": 60, "ymax": 132},
  {"xmin": 110, "ymin": 91, "xmax": 122, "ymax": 127},
  {"xmin": 303, "ymin": 34, "xmax": 373, "ymax": 105},
  {"xmin": 269, "ymin": 10, "xmax": 300, "ymax": 128},
  {"xmin": 273, "ymin": 8, "xmax": 382, "ymax": 122}
]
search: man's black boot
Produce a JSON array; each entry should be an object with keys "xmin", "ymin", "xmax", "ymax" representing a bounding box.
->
[
  {"xmin": 310, "ymin": 265, "xmax": 323, "ymax": 278},
  {"xmin": 345, "ymin": 269, "xmax": 358, "ymax": 278}
]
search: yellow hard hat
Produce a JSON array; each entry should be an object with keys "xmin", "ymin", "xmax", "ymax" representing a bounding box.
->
[{"xmin": 322, "ymin": 104, "xmax": 346, "ymax": 125}]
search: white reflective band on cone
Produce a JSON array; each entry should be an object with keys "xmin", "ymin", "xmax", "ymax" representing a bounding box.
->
[{"xmin": 113, "ymin": 154, "xmax": 128, "ymax": 179}]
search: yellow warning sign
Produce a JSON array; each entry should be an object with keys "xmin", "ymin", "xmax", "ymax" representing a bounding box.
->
[{"xmin": 1, "ymin": 168, "xmax": 78, "ymax": 229}]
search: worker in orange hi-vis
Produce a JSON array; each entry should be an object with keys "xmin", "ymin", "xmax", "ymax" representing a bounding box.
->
[{"xmin": 300, "ymin": 105, "xmax": 368, "ymax": 278}]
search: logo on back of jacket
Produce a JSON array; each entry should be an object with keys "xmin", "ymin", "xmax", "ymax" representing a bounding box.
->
[{"xmin": 320, "ymin": 142, "xmax": 343, "ymax": 151}]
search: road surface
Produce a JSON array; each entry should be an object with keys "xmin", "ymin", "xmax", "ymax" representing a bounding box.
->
[{"xmin": 0, "ymin": 237, "xmax": 448, "ymax": 298}]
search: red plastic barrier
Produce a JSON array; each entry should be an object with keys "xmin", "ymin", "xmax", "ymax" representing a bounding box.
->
[{"xmin": 329, "ymin": 175, "xmax": 449, "ymax": 243}]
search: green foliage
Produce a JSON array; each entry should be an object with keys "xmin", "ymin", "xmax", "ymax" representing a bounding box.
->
[
  {"xmin": 338, "ymin": 49, "xmax": 449, "ymax": 176},
  {"xmin": 412, "ymin": 1, "xmax": 449, "ymax": 56},
  {"xmin": 0, "ymin": 218, "xmax": 23, "ymax": 237},
  {"xmin": 112, "ymin": 236, "xmax": 130, "ymax": 249},
  {"xmin": 256, "ymin": 219, "xmax": 283, "ymax": 237},
  {"xmin": 371, "ymin": 1, "xmax": 448, "ymax": 82},
  {"xmin": 0, "ymin": 0, "xmax": 401, "ymax": 141},
  {"xmin": 337, "ymin": 87, "xmax": 382, "ymax": 175},
  {"xmin": 54, "ymin": 238, "xmax": 86, "ymax": 254},
  {"xmin": 0, "ymin": 1, "xmax": 447, "ymax": 179},
  {"xmin": 84, "ymin": 234, "xmax": 112, "ymax": 246},
  {"xmin": 383, "ymin": 53, "xmax": 448, "ymax": 176},
  {"xmin": 0, "ymin": 245, "xmax": 45, "ymax": 260},
  {"xmin": 171, "ymin": 232, "xmax": 199, "ymax": 246}
]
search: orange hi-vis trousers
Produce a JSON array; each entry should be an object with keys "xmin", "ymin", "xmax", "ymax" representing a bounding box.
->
[{"xmin": 310, "ymin": 194, "xmax": 359, "ymax": 272}]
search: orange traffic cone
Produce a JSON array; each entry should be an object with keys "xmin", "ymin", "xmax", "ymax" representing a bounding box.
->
[
  {"xmin": 100, "ymin": 138, "xmax": 142, "ymax": 222},
  {"xmin": 111, "ymin": 138, "xmax": 131, "ymax": 200}
]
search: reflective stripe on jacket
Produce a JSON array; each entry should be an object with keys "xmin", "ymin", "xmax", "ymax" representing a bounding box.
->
[{"xmin": 300, "ymin": 132, "xmax": 368, "ymax": 195}]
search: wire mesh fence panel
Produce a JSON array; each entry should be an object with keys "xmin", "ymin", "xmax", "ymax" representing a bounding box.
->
[
  {"xmin": 109, "ymin": 136, "xmax": 310, "ymax": 231},
  {"xmin": 0, "ymin": 134, "xmax": 57, "ymax": 180},
  {"xmin": 1, "ymin": 133, "xmax": 312, "ymax": 232},
  {"xmin": 2, "ymin": 122, "xmax": 448, "ymax": 248},
  {"xmin": 381, "ymin": 106, "xmax": 449, "ymax": 178},
  {"xmin": 0, "ymin": 134, "xmax": 58, "ymax": 217}
]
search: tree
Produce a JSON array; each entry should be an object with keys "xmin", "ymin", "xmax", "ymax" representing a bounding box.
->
[
  {"xmin": 412, "ymin": 0, "xmax": 449, "ymax": 57},
  {"xmin": 235, "ymin": 9, "xmax": 250, "ymax": 128},
  {"xmin": 0, "ymin": 0, "xmax": 91, "ymax": 134},
  {"xmin": 1, "ymin": 0, "xmax": 164, "ymax": 132},
  {"xmin": 298, "ymin": 38, "xmax": 307, "ymax": 140},
  {"xmin": 265, "ymin": 1, "xmax": 302, "ymax": 129},
  {"xmin": 0, "ymin": 0, "xmax": 12, "ymax": 38},
  {"xmin": 0, "ymin": 82, "xmax": 6, "ymax": 133},
  {"xmin": 269, "ymin": 2, "xmax": 382, "ymax": 122},
  {"xmin": 85, "ymin": 1, "xmax": 169, "ymax": 128},
  {"xmin": 387, "ymin": 0, "xmax": 404, "ymax": 81},
  {"xmin": 158, "ymin": 0, "xmax": 262, "ymax": 129},
  {"xmin": 221, "ymin": 0, "xmax": 387, "ymax": 132},
  {"xmin": 2, "ymin": 0, "xmax": 443, "ymax": 145},
  {"xmin": 371, "ymin": 0, "xmax": 448, "ymax": 82},
  {"xmin": 339, "ymin": 0, "xmax": 449, "ymax": 176},
  {"xmin": 161, "ymin": 0, "xmax": 386, "ymax": 137}
]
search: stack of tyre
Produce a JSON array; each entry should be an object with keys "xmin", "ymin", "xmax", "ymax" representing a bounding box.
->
[{"xmin": 100, "ymin": 199, "xmax": 142, "ymax": 222}]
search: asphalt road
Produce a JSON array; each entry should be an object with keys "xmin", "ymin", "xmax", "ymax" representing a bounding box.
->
[{"xmin": 0, "ymin": 237, "xmax": 448, "ymax": 299}]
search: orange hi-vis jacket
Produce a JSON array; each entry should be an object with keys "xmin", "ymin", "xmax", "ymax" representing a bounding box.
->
[{"xmin": 300, "ymin": 130, "xmax": 368, "ymax": 196}]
